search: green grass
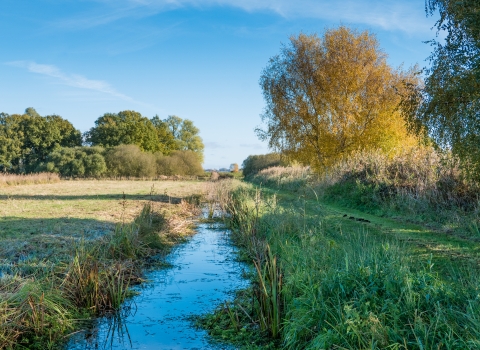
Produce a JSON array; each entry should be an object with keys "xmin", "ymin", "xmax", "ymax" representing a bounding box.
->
[
  {"xmin": 0, "ymin": 180, "xmax": 204, "ymax": 349},
  {"xmin": 201, "ymin": 180, "xmax": 480, "ymax": 349}
]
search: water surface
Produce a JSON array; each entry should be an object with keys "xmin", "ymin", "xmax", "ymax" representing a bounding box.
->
[{"xmin": 67, "ymin": 222, "xmax": 247, "ymax": 350}]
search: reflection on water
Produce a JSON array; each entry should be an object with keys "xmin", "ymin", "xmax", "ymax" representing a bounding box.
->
[{"xmin": 67, "ymin": 223, "xmax": 247, "ymax": 350}]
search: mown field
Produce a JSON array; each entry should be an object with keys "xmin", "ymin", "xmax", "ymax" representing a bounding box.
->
[{"xmin": 0, "ymin": 179, "xmax": 205, "ymax": 349}]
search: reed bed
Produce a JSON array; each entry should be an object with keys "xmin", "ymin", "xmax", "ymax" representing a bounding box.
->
[
  {"xmin": 0, "ymin": 173, "xmax": 60, "ymax": 187},
  {"xmin": 250, "ymin": 147, "xmax": 480, "ymax": 234}
]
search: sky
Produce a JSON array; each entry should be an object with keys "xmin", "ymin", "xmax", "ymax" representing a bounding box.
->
[{"xmin": 0, "ymin": 0, "xmax": 440, "ymax": 169}]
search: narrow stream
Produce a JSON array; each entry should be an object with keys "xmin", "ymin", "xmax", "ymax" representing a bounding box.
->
[{"xmin": 67, "ymin": 222, "xmax": 247, "ymax": 350}]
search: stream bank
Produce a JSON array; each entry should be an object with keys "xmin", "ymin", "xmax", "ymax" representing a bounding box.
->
[{"xmin": 66, "ymin": 222, "xmax": 247, "ymax": 350}]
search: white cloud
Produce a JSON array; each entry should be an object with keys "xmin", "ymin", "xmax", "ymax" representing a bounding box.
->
[
  {"xmin": 75, "ymin": 0, "xmax": 433, "ymax": 34},
  {"xmin": 6, "ymin": 61, "xmax": 133, "ymax": 101}
]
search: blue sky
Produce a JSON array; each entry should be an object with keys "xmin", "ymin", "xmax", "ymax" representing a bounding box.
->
[{"xmin": 1, "ymin": 0, "xmax": 439, "ymax": 169}]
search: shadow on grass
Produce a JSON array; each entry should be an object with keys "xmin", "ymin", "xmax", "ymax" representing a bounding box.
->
[
  {"xmin": 0, "ymin": 216, "xmax": 113, "ymax": 238},
  {"xmin": 0, "ymin": 193, "xmax": 186, "ymax": 203}
]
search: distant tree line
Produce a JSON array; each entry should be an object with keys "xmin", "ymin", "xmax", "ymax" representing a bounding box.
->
[{"xmin": 0, "ymin": 108, "xmax": 204, "ymax": 177}]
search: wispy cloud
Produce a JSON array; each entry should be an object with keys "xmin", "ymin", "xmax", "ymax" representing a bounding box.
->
[
  {"xmin": 240, "ymin": 143, "xmax": 264, "ymax": 150},
  {"xmin": 67, "ymin": 0, "xmax": 432, "ymax": 34},
  {"xmin": 205, "ymin": 141, "xmax": 226, "ymax": 149},
  {"xmin": 6, "ymin": 61, "xmax": 133, "ymax": 101}
]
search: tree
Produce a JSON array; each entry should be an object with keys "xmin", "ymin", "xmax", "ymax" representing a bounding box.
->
[
  {"xmin": 86, "ymin": 112, "xmax": 204, "ymax": 162},
  {"xmin": 420, "ymin": 0, "xmax": 480, "ymax": 178},
  {"xmin": 257, "ymin": 27, "xmax": 419, "ymax": 171},
  {"xmin": 0, "ymin": 113, "xmax": 23, "ymax": 172},
  {"xmin": 151, "ymin": 115, "xmax": 177, "ymax": 154},
  {"xmin": 85, "ymin": 111, "xmax": 160, "ymax": 152},
  {"xmin": 0, "ymin": 109, "xmax": 82, "ymax": 172},
  {"xmin": 165, "ymin": 115, "xmax": 204, "ymax": 162},
  {"xmin": 177, "ymin": 119, "xmax": 204, "ymax": 162},
  {"xmin": 38, "ymin": 146, "xmax": 107, "ymax": 177},
  {"xmin": 230, "ymin": 163, "xmax": 239, "ymax": 172}
]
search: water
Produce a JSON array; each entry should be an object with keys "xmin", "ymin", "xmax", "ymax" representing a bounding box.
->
[{"xmin": 67, "ymin": 222, "xmax": 247, "ymax": 350}]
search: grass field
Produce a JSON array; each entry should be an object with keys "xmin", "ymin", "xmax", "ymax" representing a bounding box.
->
[
  {"xmin": 0, "ymin": 179, "xmax": 205, "ymax": 349},
  {"xmin": 0, "ymin": 180, "xmax": 203, "ymax": 237}
]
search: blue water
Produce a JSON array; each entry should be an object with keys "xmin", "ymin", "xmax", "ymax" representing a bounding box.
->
[{"xmin": 67, "ymin": 223, "xmax": 247, "ymax": 350}]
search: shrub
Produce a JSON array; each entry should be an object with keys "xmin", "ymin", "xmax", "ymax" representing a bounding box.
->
[
  {"xmin": 156, "ymin": 150, "xmax": 203, "ymax": 176},
  {"xmin": 242, "ymin": 153, "xmax": 282, "ymax": 178},
  {"xmin": 105, "ymin": 144, "xmax": 156, "ymax": 177},
  {"xmin": 320, "ymin": 147, "xmax": 480, "ymax": 218}
]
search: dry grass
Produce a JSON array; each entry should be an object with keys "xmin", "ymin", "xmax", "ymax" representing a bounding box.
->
[
  {"xmin": 251, "ymin": 166, "xmax": 311, "ymax": 192},
  {"xmin": 248, "ymin": 148, "xmax": 480, "ymax": 234},
  {"xmin": 0, "ymin": 173, "xmax": 60, "ymax": 187},
  {"xmin": 0, "ymin": 179, "xmax": 205, "ymax": 263},
  {"xmin": 0, "ymin": 180, "xmax": 204, "ymax": 237}
]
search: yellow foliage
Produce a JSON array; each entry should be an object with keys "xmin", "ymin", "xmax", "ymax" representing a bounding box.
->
[{"xmin": 258, "ymin": 26, "xmax": 421, "ymax": 171}]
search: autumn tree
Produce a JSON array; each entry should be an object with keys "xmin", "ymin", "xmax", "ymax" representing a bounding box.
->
[
  {"xmin": 257, "ymin": 27, "xmax": 419, "ymax": 171},
  {"xmin": 418, "ymin": 0, "xmax": 480, "ymax": 178},
  {"xmin": 230, "ymin": 163, "xmax": 239, "ymax": 172}
]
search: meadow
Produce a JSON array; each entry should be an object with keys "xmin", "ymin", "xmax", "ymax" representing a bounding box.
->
[{"xmin": 0, "ymin": 178, "xmax": 204, "ymax": 349}]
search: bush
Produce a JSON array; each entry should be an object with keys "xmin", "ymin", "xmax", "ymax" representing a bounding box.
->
[
  {"xmin": 105, "ymin": 144, "xmax": 156, "ymax": 177},
  {"xmin": 156, "ymin": 150, "xmax": 203, "ymax": 176},
  {"xmin": 242, "ymin": 153, "xmax": 282, "ymax": 178},
  {"xmin": 37, "ymin": 146, "xmax": 107, "ymax": 178}
]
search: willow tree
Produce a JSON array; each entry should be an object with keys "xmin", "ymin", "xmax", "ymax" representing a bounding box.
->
[
  {"xmin": 420, "ymin": 0, "xmax": 480, "ymax": 179},
  {"xmin": 257, "ymin": 27, "xmax": 419, "ymax": 171}
]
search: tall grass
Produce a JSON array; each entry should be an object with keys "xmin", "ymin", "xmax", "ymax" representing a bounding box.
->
[
  {"xmin": 212, "ymin": 183, "xmax": 480, "ymax": 349},
  {"xmin": 0, "ymin": 196, "xmax": 200, "ymax": 349},
  {"xmin": 251, "ymin": 166, "xmax": 311, "ymax": 192},
  {"xmin": 250, "ymin": 147, "xmax": 480, "ymax": 233},
  {"xmin": 0, "ymin": 173, "xmax": 60, "ymax": 187}
]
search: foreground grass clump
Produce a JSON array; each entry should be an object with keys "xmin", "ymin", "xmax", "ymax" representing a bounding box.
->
[
  {"xmin": 0, "ymin": 180, "xmax": 203, "ymax": 349},
  {"xmin": 201, "ymin": 182, "xmax": 480, "ymax": 349},
  {"xmin": 0, "ymin": 173, "xmax": 60, "ymax": 187}
]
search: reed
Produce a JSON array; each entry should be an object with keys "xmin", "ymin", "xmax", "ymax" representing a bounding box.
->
[
  {"xmin": 0, "ymin": 172, "xmax": 60, "ymax": 187},
  {"xmin": 206, "ymin": 182, "xmax": 480, "ymax": 349},
  {"xmin": 249, "ymin": 147, "xmax": 480, "ymax": 234},
  {"xmin": 253, "ymin": 244, "xmax": 283, "ymax": 338}
]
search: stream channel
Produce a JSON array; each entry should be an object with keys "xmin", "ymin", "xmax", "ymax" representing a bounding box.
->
[{"xmin": 67, "ymin": 221, "xmax": 248, "ymax": 350}]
